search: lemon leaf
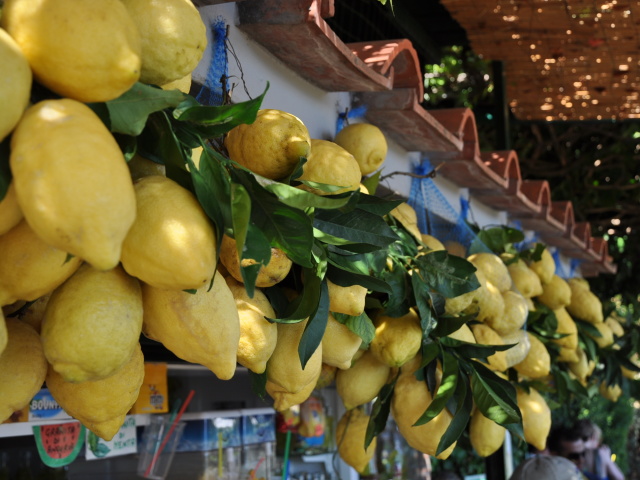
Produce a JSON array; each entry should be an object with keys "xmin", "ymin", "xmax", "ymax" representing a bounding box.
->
[
  {"xmin": 364, "ymin": 371, "xmax": 399, "ymax": 450},
  {"xmin": 326, "ymin": 264, "xmax": 391, "ymax": 294},
  {"xmin": 314, "ymin": 209, "xmax": 399, "ymax": 249},
  {"xmin": 261, "ymin": 181, "xmax": 352, "ymax": 210},
  {"xmin": 298, "ymin": 273, "xmax": 329, "ymax": 369},
  {"xmin": 332, "ymin": 311, "xmax": 376, "ymax": 345},
  {"xmin": 356, "ymin": 193, "xmax": 401, "ymax": 216},
  {"xmin": 414, "ymin": 251, "xmax": 480, "ymax": 298},
  {"xmin": 468, "ymin": 360, "xmax": 521, "ymax": 426},
  {"xmin": 412, "ymin": 274, "xmax": 436, "ymax": 337},
  {"xmin": 414, "ymin": 350, "xmax": 458, "ymax": 426},
  {"xmin": 436, "ymin": 374, "xmax": 473, "ymax": 456}
]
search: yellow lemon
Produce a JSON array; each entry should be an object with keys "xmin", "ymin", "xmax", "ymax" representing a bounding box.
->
[
  {"xmin": 46, "ymin": 343, "xmax": 144, "ymax": 441},
  {"xmin": 161, "ymin": 73, "xmax": 192, "ymax": 94},
  {"xmin": 327, "ymin": 279, "xmax": 367, "ymax": 316},
  {"xmin": 121, "ymin": 175, "xmax": 216, "ymax": 291},
  {"xmin": 470, "ymin": 324, "xmax": 508, "ymax": 372},
  {"xmin": 445, "ymin": 240, "xmax": 467, "ymax": 257},
  {"xmin": 486, "ymin": 290, "xmax": 528, "ymax": 336},
  {"xmin": 219, "ymin": 234, "xmax": 292, "ymax": 288},
  {"xmin": 420, "ymin": 234, "xmax": 446, "ymax": 251},
  {"xmin": 0, "ymin": 182, "xmax": 23, "ymax": 236},
  {"xmin": 10, "ymin": 99, "xmax": 136, "ymax": 271},
  {"xmin": 502, "ymin": 329, "xmax": 531, "ymax": 368},
  {"xmin": 552, "ymin": 308, "xmax": 578, "ymax": 350},
  {"xmin": 599, "ymin": 381, "xmax": 622, "ymax": 402},
  {"xmin": 225, "ymin": 109, "xmax": 311, "ymax": 180},
  {"xmin": 517, "ymin": 387, "xmax": 551, "ymax": 451},
  {"xmin": 142, "ymin": 271, "xmax": 240, "ymax": 380},
  {"xmin": 298, "ymin": 139, "xmax": 362, "ymax": 195},
  {"xmin": 568, "ymin": 347, "xmax": 591, "ymax": 382},
  {"xmin": 0, "ymin": 28, "xmax": 31, "ymax": 141},
  {"xmin": 336, "ymin": 409, "xmax": 377, "ymax": 473},
  {"xmin": 127, "ymin": 154, "xmax": 166, "ymax": 181},
  {"xmin": 473, "ymin": 274, "xmax": 506, "ymax": 327},
  {"xmin": 120, "ymin": 0, "xmax": 206, "ymax": 85},
  {"xmin": 336, "ymin": 349, "xmax": 391, "ymax": 410},
  {"xmin": 567, "ymin": 278, "xmax": 603, "ymax": 324},
  {"xmin": 334, "ymin": 123, "xmax": 388, "ymax": 175},
  {"xmin": 447, "ymin": 323, "xmax": 476, "ymax": 344},
  {"xmin": 41, "ymin": 264, "xmax": 143, "ymax": 383},
  {"xmin": 315, "ymin": 363, "xmax": 338, "ymax": 389},
  {"xmin": 0, "ymin": 311, "xmax": 6, "ymax": 356},
  {"xmin": 390, "ymin": 202, "xmax": 422, "ymax": 242},
  {"xmin": 266, "ymin": 319, "xmax": 323, "ymax": 394},
  {"xmin": 1, "ymin": 0, "xmax": 141, "ymax": 102},
  {"xmin": 266, "ymin": 378, "xmax": 317, "ymax": 412},
  {"xmin": 445, "ymin": 290, "xmax": 476, "ymax": 316},
  {"xmin": 513, "ymin": 332, "xmax": 550, "ymax": 379},
  {"xmin": 0, "ymin": 220, "xmax": 83, "ymax": 306},
  {"xmin": 225, "ymin": 276, "xmax": 277, "ymax": 374},
  {"xmin": 370, "ymin": 309, "xmax": 422, "ymax": 367},
  {"xmin": 537, "ymin": 275, "xmax": 572, "ymax": 310},
  {"xmin": 605, "ymin": 316, "xmax": 625, "ymax": 338},
  {"xmin": 505, "ymin": 257, "xmax": 543, "ymax": 298},
  {"xmin": 0, "ymin": 318, "xmax": 48, "ymax": 423},
  {"xmin": 321, "ymin": 314, "xmax": 362, "ymax": 370},
  {"xmin": 527, "ymin": 246, "xmax": 555, "ymax": 285},
  {"xmin": 586, "ymin": 322, "xmax": 614, "ymax": 349},
  {"xmin": 468, "ymin": 252, "xmax": 512, "ymax": 293},
  {"xmin": 469, "ymin": 410, "xmax": 506, "ymax": 457}
]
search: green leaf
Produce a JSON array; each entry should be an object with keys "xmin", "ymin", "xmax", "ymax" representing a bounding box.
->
[
  {"xmin": 103, "ymin": 82, "xmax": 189, "ymax": 136},
  {"xmin": 333, "ymin": 311, "xmax": 376, "ymax": 345},
  {"xmin": 419, "ymin": 340, "xmax": 440, "ymax": 370},
  {"xmin": 414, "ymin": 350, "xmax": 458, "ymax": 426},
  {"xmin": 314, "ymin": 209, "xmax": 400, "ymax": 249},
  {"xmin": 172, "ymin": 84, "xmax": 267, "ymax": 138},
  {"xmin": 365, "ymin": 371, "xmax": 399, "ymax": 450},
  {"xmin": 432, "ymin": 313, "xmax": 475, "ymax": 338},
  {"xmin": 239, "ymin": 226, "xmax": 272, "ymax": 299},
  {"xmin": 469, "ymin": 360, "xmax": 521, "ymax": 425},
  {"xmin": 249, "ymin": 370, "xmax": 267, "ymax": 399},
  {"xmin": 380, "ymin": 266, "xmax": 413, "ymax": 318},
  {"xmin": 412, "ymin": 274, "xmax": 436, "ymax": 338},
  {"xmin": 261, "ymin": 180, "xmax": 352, "ymax": 210},
  {"xmin": 414, "ymin": 251, "xmax": 480, "ymax": 298},
  {"xmin": 360, "ymin": 170, "xmax": 381, "ymax": 195},
  {"xmin": 326, "ymin": 263, "xmax": 391, "ymax": 294},
  {"xmin": 436, "ymin": 373, "xmax": 473, "ymax": 456},
  {"xmin": 356, "ymin": 193, "xmax": 402, "ymax": 216},
  {"xmin": 298, "ymin": 277, "xmax": 330, "ymax": 369}
]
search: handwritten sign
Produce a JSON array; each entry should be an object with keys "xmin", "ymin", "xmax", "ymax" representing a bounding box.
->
[{"xmin": 33, "ymin": 422, "xmax": 85, "ymax": 467}]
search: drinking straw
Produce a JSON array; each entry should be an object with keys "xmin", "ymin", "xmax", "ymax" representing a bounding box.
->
[
  {"xmin": 144, "ymin": 389, "xmax": 195, "ymax": 477},
  {"xmin": 218, "ymin": 430, "xmax": 223, "ymax": 479},
  {"xmin": 281, "ymin": 430, "xmax": 292, "ymax": 480},
  {"xmin": 249, "ymin": 457, "xmax": 265, "ymax": 480}
]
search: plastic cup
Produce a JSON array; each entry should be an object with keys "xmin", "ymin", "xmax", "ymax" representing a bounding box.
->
[{"xmin": 137, "ymin": 415, "xmax": 186, "ymax": 479}]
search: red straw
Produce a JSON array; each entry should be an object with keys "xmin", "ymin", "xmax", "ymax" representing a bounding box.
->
[{"xmin": 144, "ymin": 390, "xmax": 195, "ymax": 477}]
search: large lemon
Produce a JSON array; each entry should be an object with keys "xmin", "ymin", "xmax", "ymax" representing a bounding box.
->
[
  {"xmin": 10, "ymin": 99, "xmax": 136, "ymax": 271},
  {"xmin": 486, "ymin": 290, "xmax": 528, "ymax": 336},
  {"xmin": 552, "ymin": 307, "xmax": 578, "ymax": 350},
  {"xmin": 266, "ymin": 319, "xmax": 322, "ymax": 394},
  {"xmin": 327, "ymin": 279, "xmax": 367, "ymax": 317},
  {"xmin": 537, "ymin": 274, "xmax": 572, "ymax": 310},
  {"xmin": 142, "ymin": 271, "xmax": 240, "ymax": 380},
  {"xmin": 219, "ymin": 234, "xmax": 292, "ymax": 288},
  {"xmin": 513, "ymin": 332, "xmax": 550, "ymax": 379},
  {"xmin": 41, "ymin": 264, "xmax": 143, "ymax": 383},
  {"xmin": 1, "ymin": 0, "xmax": 141, "ymax": 102},
  {"xmin": 470, "ymin": 324, "xmax": 508, "ymax": 372},
  {"xmin": 120, "ymin": 0, "xmax": 206, "ymax": 85},
  {"xmin": 527, "ymin": 246, "xmax": 555, "ymax": 285},
  {"xmin": 266, "ymin": 378, "xmax": 316, "ymax": 412},
  {"xmin": 502, "ymin": 329, "xmax": 531, "ymax": 368},
  {"xmin": 389, "ymin": 202, "xmax": 422, "ymax": 242},
  {"xmin": 46, "ymin": 343, "xmax": 145, "ymax": 441},
  {"xmin": 567, "ymin": 278, "xmax": 603, "ymax": 324},
  {"xmin": 0, "ymin": 311, "xmax": 6, "ymax": 356},
  {"xmin": 225, "ymin": 109, "xmax": 311, "ymax": 180},
  {"xmin": 336, "ymin": 349, "xmax": 390, "ymax": 410},
  {"xmin": 334, "ymin": 123, "xmax": 388, "ymax": 176},
  {"xmin": 298, "ymin": 139, "xmax": 362, "ymax": 195},
  {"xmin": 225, "ymin": 276, "xmax": 277, "ymax": 374},
  {"xmin": 0, "ymin": 220, "xmax": 83, "ymax": 306},
  {"xmin": 370, "ymin": 309, "xmax": 422, "ymax": 367},
  {"xmin": 321, "ymin": 314, "xmax": 362, "ymax": 370},
  {"xmin": 468, "ymin": 253, "xmax": 512, "ymax": 293},
  {"xmin": 121, "ymin": 175, "xmax": 216, "ymax": 291},
  {"xmin": 0, "ymin": 29, "xmax": 31, "ymax": 142},
  {"xmin": 0, "ymin": 182, "xmax": 23, "ymax": 236},
  {"xmin": 336, "ymin": 409, "xmax": 377, "ymax": 473},
  {"xmin": 505, "ymin": 257, "xmax": 543, "ymax": 298},
  {"xmin": 0, "ymin": 318, "xmax": 48, "ymax": 423},
  {"xmin": 469, "ymin": 410, "xmax": 506, "ymax": 457},
  {"xmin": 517, "ymin": 387, "xmax": 551, "ymax": 451}
]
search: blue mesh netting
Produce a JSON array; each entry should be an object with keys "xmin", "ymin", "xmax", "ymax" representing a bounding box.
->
[
  {"xmin": 335, "ymin": 105, "xmax": 368, "ymax": 135},
  {"xmin": 195, "ymin": 16, "xmax": 228, "ymax": 107},
  {"xmin": 407, "ymin": 158, "xmax": 491, "ymax": 254}
]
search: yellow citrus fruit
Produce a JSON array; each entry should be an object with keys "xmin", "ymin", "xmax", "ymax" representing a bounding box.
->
[
  {"xmin": 336, "ymin": 408, "xmax": 377, "ymax": 473},
  {"xmin": 599, "ymin": 381, "xmax": 622, "ymax": 402},
  {"xmin": 536, "ymin": 274, "xmax": 572, "ymax": 310},
  {"xmin": 0, "ymin": 318, "xmax": 48, "ymax": 423},
  {"xmin": 469, "ymin": 410, "xmax": 506, "ymax": 457},
  {"xmin": 3, "ymin": 292, "xmax": 51, "ymax": 334},
  {"xmin": 527, "ymin": 246, "xmax": 555, "ymax": 285},
  {"xmin": 298, "ymin": 139, "xmax": 361, "ymax": 195},
  {"xmin": 46, "ymin": 343, "xmax": 144, "ymax": 441},
  {"xmin": 567, "ymin": 278, "xmax": 603, "ymax": 324},
  {"xmin": 605, "ymin": 315, "xmax": 625, "ymax": 337},
  {"xmin": 513, "ymin": 332, "xmax": 550, "ymax": 379},
  {"xmin": 0, "ymin": 311, "xmax": 6, "ymax": 356},
  {"xmin": 502, "ymin": 329, "xmax": 531, "ymax": 368},
  {"xmin": 225, "ymin": 276, "xmax": 277, "ymax": 374},
  {"xmin": 568, "ymin": 347, "xmax": 591, "ymax": 382},
  {"xmin": 334, "ymin": 123, "xmax": 388, "ymax": 175},
  {"xmin": 587, "ymin": 322, "xmax": 614, "ymax": 349},
  {"xmin": 468, "ymin": 252, "xmax": 512, "ymax": 293},
  {"xmin": 225, "ymin": 109, "xmax": 311, "ymax": 180},
  {"xmin": 266, "ymin": 319, "xmax": 323, "ymax": 394},
  {"xmin": 473, "ymin": 273, "xmax": 506, "ymax": 327},
  {"xmin": 370, "ymin": 308, "xmax": 422, "ymax": 367},
  {"xmin": 41, "ymin": 264, "xmax": 143, "ymax": 383},
  {"xmin": 621, "ymin": 353, "xmax": 640, "ymax": 381},
  {"xmin": 552, "ymin": 307, "xmax": 578, "ymax": 350},
  {"xmin": 516, "ymin": 387, "xmax": 551, "ymax": 451},
  {"xmin": 505, "ymin": 257, "xmax": 543, "ymax": 298},
  {"xmin": 266, "ymin": 378, "xmax": 316, "ymax": 412},
  {"xmin": 1, "ymin": 0, "xmax": 141, "ymax": 102},
  {"xmin": 161, "ymin": 73, "xmax": 192, "ymax": 94},
  {"xmin": 486, "ymin": 290, "xmax": 528, "ymax": 335},
  {"xmin": 447, "ymin": 323, "xmax": 476, "ymax": 344},
  {"xmin": 321, "ymin": 314, "xmax": 362, "ymax": 370},
  {"xmin": 120, "ymin": 0, "xmax": 206, "ymax": 85},
  {"xmin": 121, "ymin": 175, "xmax": 217, "ymax": 290},
  {"xmin": 470, "ymin": 324, "xmax": 508, "ymax": 372},
  {"xmin": 391, "ymin": 368, "xmax": 456, "ymax": 459},
  {"xmin": 0, "ymin": 182, "xmax": 23, "ymax": 236},
  {"xmin": 127, "ymin": 154, "xmax": 166, "ymax": 181},
  {"xmin": 0, "ymin": 220, "xmax": 83, "ymax": 306},
  {"xmin": 10, "ymin": 99, "xmax": 136, "ymax": 271},
  {"xmin": 420, "ymin": 234, "xmax": 446, "ymax": 251},
  {"xmin": 445, "ymin": 289, "xmax": 476, "ymax": 315},
  {"xmin": 390, "ymin": 202, "xmax": 422, "ymax": 242},
  {"xmin": 219, "ymin": 234, "xmax": 292, "ymax": 288},
  {"xmin": 0, "ymin": 28, "xmax": 31, "ymax": 142},
  {"xmin": 142, "ymin": 271, "xmax": 240, "ymax": 380},
  {"xmin": 445, "ymin": 240, "xmax": 467, "ymax": 257},
  {"xmin": 336, "ymin": 349, "xmax": 391, "ymax": 410},
  {"xmin": 327, "ymin": 279, "xmax": 367, "ymax": 316},
  {"xmin": 315, "ymin": 363, "xmax": 338, "ymax": 389},
  {"xmin": 557, "ymin": 346, "xmax": 580, "ymax": 363}
]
